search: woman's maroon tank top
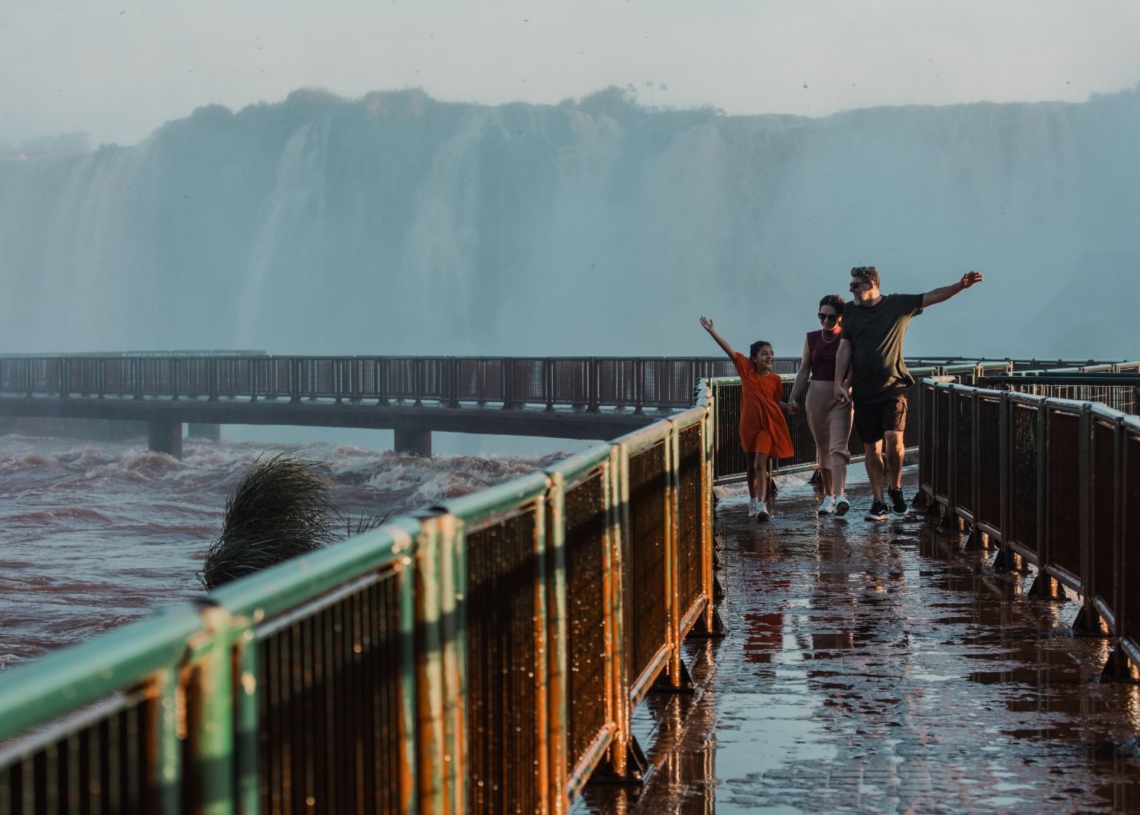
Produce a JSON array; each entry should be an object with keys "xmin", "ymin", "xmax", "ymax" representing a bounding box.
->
[{"xmin": 807, "ymin": 330, "xmax": 840, "ymax": 381}]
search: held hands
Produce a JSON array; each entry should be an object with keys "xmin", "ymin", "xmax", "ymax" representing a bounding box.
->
[
  {"xmin": 832, "ymin": 382, "xmax": 850, "ymax": 406},
  {"xmin": 960, "ymin": 271, "xmax": 984, "ymax": 290},
  {"xmin": 699, "ymin": 315, "xmax": 715, "ymax": 333},
  {"xmin": 780, "ymin": 401, "xmax": 794, "ymax": 415}
]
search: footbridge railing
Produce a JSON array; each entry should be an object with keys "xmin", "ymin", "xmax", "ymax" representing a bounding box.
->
[
  {"xmin": 0, "ymin": 355, "xmax": 793, "ymax": 414},
  {"xmin": 918, "ymin": 366, "xmax": 1140, "ymax": 682},
  {"xmin": 709, "ymin": 360, "xmax": 1015, "ymax": 482},
  {"xmin": 0, "ymin": 385, "xmax": 719, "ymax": 813},
  {"xmin": 0, "ymin": 354, "xmax": 1113, "ymax": 415},
  {"xmin": 4, "ymin": 357, "xmax": 1137, "ymax": 812},
  {"xmin": 984, "ymin": 363, "xmax": 1140, "ymax": 415}
]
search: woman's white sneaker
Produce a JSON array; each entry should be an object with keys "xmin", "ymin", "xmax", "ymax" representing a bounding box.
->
[
  {"xmin": 755, "ymin": 500, "xmax": 770, "ymax": 521},
  {"xmin": 834, "ymin": 494, "xmax": 851, "ymax": 516},
  {"xmin": 749, "ymin": 499, "xmax": 758, "ymax": 517},
  {"xmin": 818, "ymin": 495, "xmax": 836, "ymax": 515}
]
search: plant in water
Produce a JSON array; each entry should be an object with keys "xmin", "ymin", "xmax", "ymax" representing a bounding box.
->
[{"xmin": 199, "ymin": 452, "xmax": 387, "ymax": 590}]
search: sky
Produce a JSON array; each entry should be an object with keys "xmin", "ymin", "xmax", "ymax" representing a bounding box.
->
[{"xmin": 2, "ymin": 0, "xmax": 1140, "ymax": 149}]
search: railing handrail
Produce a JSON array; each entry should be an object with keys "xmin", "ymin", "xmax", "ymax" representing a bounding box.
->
[
  {"xmin": 6, "ymin": 356, "xmax": 1125, "ymax": 420},
  {"xmin": 917, "ymin": 375, "xmax": 1140, "ymax": 695},
  {"xmin": 0, "ymin": 354, "xmax": 761, "ymax": 412},
  {"xmin": 0, "ymin": 605, "xmax": 204, "ymax": 745},
  {"xmin": 0, "ymin": 378, "xmax": 721, "ymax": 813},
  {"xmin": 987, "ymin": 373, "xmax": 1140, "ymax": 384},
  {"xmin": 4, "ymin": 354, "xmax": 1137, "ymax": 811}
]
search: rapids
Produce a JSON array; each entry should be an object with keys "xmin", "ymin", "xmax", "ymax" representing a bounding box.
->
[{"xmin": 0, "ymin": 434, "xmax": 562, "ymax": 669}]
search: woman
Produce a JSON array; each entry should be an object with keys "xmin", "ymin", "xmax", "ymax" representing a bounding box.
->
[{"xmin": 788, "ymin": 295, "xmax": 854, "ymax": 515}]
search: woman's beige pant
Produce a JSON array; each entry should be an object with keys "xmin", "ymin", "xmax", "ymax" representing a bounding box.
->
[{"xmin": 805, "ymin": 380, "xmax": 854, "ymax": 493}]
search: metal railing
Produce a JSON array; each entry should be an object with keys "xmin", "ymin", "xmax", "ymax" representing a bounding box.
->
[
  {"xmin": 4, "ymin": 355, "xmax": 1133, "ymax": 812},
  {"xmin": 982, "ymin": 364, "xmax": 1140, "ymax": 416},
  {"xmin": 3, "ymin": 355, "xmax": 1117, "ymax": 417},
  {"xmin": 917, "ymin": 378, "xmax": 1140, "ymax": 680},
  {"xmin": 0, "ymin": 386, "xmax": 718, "ymax": 813},
  {"xmin": 708, "ymin": 361, "xmax": 1014, "ymax": 482},
  {"xmin": 0, "ymin": 355, "xmax": 788, "ymax": 414}
]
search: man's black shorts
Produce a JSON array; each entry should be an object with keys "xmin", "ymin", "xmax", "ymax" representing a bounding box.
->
[{"xmin": 853, "ymin": 393, "xmax": 908, "ymax": 444}]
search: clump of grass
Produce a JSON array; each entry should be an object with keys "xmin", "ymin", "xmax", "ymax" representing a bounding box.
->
[
  {"xmin": 199, "ymin": 452, "xmax": 342, "ymax": 590},
  {"xmin": 346, "ymin": 511, "xmax": 390, "ymax": 538}
]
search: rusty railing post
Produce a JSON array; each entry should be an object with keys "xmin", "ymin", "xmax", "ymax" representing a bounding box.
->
[
  {"xmin": 448, "ymin": 357, "xmax": 461, "ymax": 408},
  {"xmin": 993, "ymin": 391, "xmax": 1015, "ymax": 571},
  {"xmin": 1073, "ymin": 403, "xmax": 1100, "ymax": 634},
  {"xmin": 600, "ymin": 443, "xmax": 646, "ymax": 782},
  {"xmin": 1029, "ymin": 399, "xmax": 1054, "ymax": 597},
  {"xmin": 545, "ymin": 471, "xmax": 569, "ymax": 814}
]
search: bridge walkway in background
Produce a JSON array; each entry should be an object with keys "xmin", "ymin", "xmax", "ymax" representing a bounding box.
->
[
  {"xmin": 579, "ymin": 470, "xmax": 1140, "ymax": 813},
  {"xmin": 0, "ymin": 355, "xmax": 758, "ymax": 457},
  {"xmin": 0, "ymin": 354, "xmax": 1087, "ymax": 459}
]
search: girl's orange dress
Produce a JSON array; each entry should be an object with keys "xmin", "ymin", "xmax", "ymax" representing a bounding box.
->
[{"xmin": 733, "ymin": 352, "xmax": 795, "ymax": 458}]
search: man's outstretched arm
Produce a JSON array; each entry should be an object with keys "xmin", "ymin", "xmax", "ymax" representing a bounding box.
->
[{"xmin": 922, "ymin": 271, "xmax": 984, "ymax": 308}]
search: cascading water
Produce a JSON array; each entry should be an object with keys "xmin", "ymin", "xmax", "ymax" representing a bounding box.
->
[{"xmin": 3, "ymin": 85, "xmax": 1140, "ymax": 359}]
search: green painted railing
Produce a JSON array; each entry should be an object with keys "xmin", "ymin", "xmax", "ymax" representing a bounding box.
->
[
  {"xmin": 5, "ymin": 357, "xmax": 1131, "ymax": 813},
  {"xmin": 0, "ymin": 385, "xmax": 717, "ymax": 813}
]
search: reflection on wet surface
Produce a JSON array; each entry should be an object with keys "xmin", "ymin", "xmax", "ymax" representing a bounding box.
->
[{"xmin": 575, "ymin": 469, "xmax": 1140, "ymax": 813}]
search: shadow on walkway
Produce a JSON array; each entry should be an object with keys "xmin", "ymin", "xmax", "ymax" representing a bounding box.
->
[{"xmin": 577, "ymin": 469, "xmax": 1140, "ymax": 814}]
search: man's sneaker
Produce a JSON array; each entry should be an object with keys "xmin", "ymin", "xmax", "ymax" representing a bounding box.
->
[
  {"xmin": 834, "ymin": 494, "xmax": 851, "ymax": 516},
  {"xmin": 818, "ymin": 495, "xmax": 836, "ymax": 515},
  {"xmin": 887, "ymin": 487, "xmax": 909, "ymax": 518},
  {"xmin": 864, "ymin": 501, "xmax": 889, "ymax": 522},
  {"xmin": 755, "ymin": 500, "xmax": 770, "ymax": 522},
  {"xmin": 748, "ymin": 499, "xmax": 758, "ymax": 517}
]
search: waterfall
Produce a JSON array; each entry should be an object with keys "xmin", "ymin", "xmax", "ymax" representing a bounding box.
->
[{"xmin": 2, "ymin": 86, "xmax": 1138, "ymax": 359}]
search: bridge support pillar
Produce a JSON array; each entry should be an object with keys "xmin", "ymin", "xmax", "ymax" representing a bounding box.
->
[
  {"xmin": 394, "ymin": 427, "xmax": 432, "ymax": 458},
  {"xmin": 187, "ymin": 423, "xmax": 221, "ymax": 441},
  {"xmin": 148, "ymin": 420, "xmax": 183, "ymax": 460}
]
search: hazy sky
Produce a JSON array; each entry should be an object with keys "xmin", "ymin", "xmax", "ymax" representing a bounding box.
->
[{"xmin": 2, "ymin": 0, "xmax": 1140, "ymax": 148}]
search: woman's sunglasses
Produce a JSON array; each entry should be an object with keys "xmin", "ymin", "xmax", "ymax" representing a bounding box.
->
[{"xmin": 818, "ymin": 312, "xmax": 839, "ymax": 322}]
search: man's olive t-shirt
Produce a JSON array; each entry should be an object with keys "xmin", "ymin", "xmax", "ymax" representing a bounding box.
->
[{"xmin": 840, "ymin": 293, "xmax": 924, "ymax": 402}]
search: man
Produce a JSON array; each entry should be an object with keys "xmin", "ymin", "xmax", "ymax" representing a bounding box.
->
[{"xmin": 833, "ymin": 265, "xmax": 984, "ymax": 521}]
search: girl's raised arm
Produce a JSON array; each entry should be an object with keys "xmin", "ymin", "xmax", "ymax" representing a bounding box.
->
[{"xmin": 700, "ymin": 316, "xmax": 735, "ymax": 362}]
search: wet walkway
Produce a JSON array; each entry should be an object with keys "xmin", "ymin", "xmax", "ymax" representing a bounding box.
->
[{"xmin": 578, "ymin": 468, "xmax": 1140, "ymax": 813}]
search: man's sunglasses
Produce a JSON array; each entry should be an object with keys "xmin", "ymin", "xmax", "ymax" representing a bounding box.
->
[
  {"xmin": 849, "ymin": 281, "xmax": 871, "ymax": 290},
  {"xmin": 818, "ymin": 312, "xmax": 839, "ymax": 322}
]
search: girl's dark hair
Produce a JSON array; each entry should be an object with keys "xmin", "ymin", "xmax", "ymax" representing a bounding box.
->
[
  {"xmin": 749, "ymin": 340, "xmax": 772, "ymax": 358},
  {"xmin": 818, "ymin": 294, "xmax": 845, "ymax": 312}
]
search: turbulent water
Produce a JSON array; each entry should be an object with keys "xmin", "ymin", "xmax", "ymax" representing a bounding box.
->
[
  {"xmin": 2, "ymin": 86, "xmax": 1140, "ymax": 359},
  {"xmin": 0, "ymin": 434, "xmax": 562, "ymax": 670}
]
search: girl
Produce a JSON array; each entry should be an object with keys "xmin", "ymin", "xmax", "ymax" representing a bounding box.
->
[{"xmin": 700, "ymin": 316, "xmax": 794, "ymax": 520}]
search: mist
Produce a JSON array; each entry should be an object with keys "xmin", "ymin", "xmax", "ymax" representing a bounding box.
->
[{"xmin": 1, "ymin": 85, "xmax": 1138, "ymax": 362}]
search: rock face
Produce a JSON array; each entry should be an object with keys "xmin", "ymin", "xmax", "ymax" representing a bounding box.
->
[{"xmin": 2, "ymin": 85, "xmax": 1138, "ymax": 359}]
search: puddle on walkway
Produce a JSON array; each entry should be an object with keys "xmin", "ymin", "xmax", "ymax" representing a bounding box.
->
[{"xmin": 575, "ymin": 470, "xmax": 1140, "ymax": 813}]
